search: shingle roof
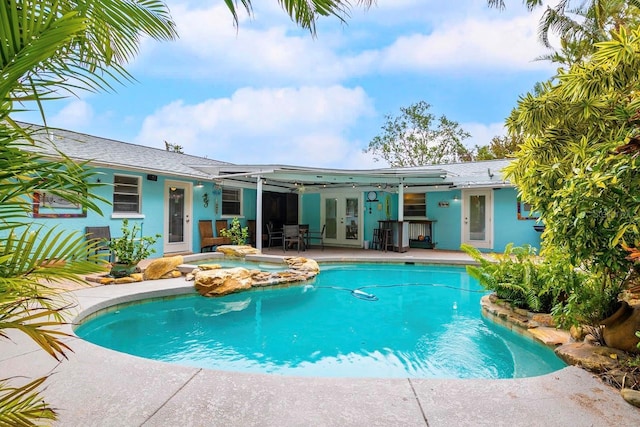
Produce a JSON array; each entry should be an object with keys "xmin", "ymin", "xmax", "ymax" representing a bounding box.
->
[
  {"xmin": 15, "ymin": 122, "xmax": 515, "ymax": 188},
  {"xmin": 18, "ymin": 122, "xmax": 230, "ymax": 179}
]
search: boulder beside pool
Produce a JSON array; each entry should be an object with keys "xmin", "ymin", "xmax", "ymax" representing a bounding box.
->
[
  {"xmin": 193, "ymin": 256, "xmax": 320, "ymax": 297},
  {"xmin": 194, "ymin": 267, "xmax": 253, "ymax": 297}
]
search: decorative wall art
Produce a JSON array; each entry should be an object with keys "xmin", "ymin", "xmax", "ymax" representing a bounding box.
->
[{"xmin": 32, "ymin": 192, "xmax": 86, "ymax": 218}]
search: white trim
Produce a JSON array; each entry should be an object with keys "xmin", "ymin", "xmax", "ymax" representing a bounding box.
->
[
  {"xmin": 111, "ymin": 213, "xmax": 145, "ymax": 219},
  {"xmin": 164, "ymin": 180, "xmax": 193, "ymax": 254},
  {"xmin": 461, "ymin": 189, "xmax": 493, "ymax": 249}
]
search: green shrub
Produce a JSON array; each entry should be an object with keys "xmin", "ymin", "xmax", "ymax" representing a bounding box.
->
[
  {"xmin": 463, "ymin": 243, "xmax": 554, "ymax": 312},
  {"xmin": 219, "ymin": 217, "xmax": 249, "ymax": 245}
]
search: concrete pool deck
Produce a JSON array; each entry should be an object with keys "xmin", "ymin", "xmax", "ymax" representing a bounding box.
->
[{"xmin": 2, "ymin": 248, "xmax": 639, "ymax": 426}]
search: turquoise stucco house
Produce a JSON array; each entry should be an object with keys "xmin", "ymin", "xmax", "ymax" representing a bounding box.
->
[{"xmin": 22, "ymin": 124, "xmax": 541, "ymax": 257}]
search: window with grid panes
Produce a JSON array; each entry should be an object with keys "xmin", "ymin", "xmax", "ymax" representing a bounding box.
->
[
  {"xmin": 222, "ymin": 188, "xmax": 242, "ymax": 216},
  {"xmin": 113, "ymin": 175, "xmax": 141, "ymax": 213}
]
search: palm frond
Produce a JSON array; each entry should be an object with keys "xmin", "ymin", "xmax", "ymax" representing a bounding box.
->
[{"xmin": 0, "ymin": 376, "xmax": 57, "ymax": 425}]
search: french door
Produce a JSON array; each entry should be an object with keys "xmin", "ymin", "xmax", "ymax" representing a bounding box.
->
[
  {"xmin": 461, "ymin": 189, "xmax": 493, "ymax": 249},
  {"xmin": 164, "ymin": 181, "xmax": 192, "ymax": 254},
  {"xmin": 322, "ymin": 193, "xmax": 361, "ymax": 246}
]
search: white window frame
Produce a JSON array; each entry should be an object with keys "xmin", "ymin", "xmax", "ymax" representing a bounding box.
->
[
  {"xmin": 112, "ymin": 174, "xmax": 142, "ymax": 217},
  {"xmin": 221, "ymin": 187, "xmax": 243, "ymax": 218}
]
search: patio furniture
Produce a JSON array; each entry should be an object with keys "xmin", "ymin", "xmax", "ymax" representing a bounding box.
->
[
  {"xmin": 307, "ymin": 224, "xmax": 325, "ymax": 250},
  {"xmin": 299, "ymin": 224, "xmax": 309, "ymax": 248},
  {"xmin": 199, "ymin": 220, "xmax": 231, "ymax": 252},
  {"xmin": 371, "ymin": 228, "xmax": 381, "ymax": 251},
  {"xmin": 247, "ymin": 219, "xmax": 256, "ymax": 246},
  {"xmin": 85, "ymin": 226, "xmax": 112, "ymax": 262},
  {"xmin": 266, "ymin": 222, "xmax": 283, "ymax": 248},
  {"xmin": 283, "ymin": 224, "xmax": 303, "ymax": 252}
]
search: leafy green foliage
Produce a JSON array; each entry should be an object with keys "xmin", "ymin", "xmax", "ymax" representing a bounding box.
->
[
  {"xmin": 108, "ymin": 219, "xmax": 161, "ymax": 266},
  {"xmin": 219, "ymin": 218, "xmax": 249, "ymax": 245},
  {"xmin": 1, "ymin": 0, "xmax": 177, "ymax": 423},
  {"xmin": 223, "ymin": 0, "xmax": 374, "ymax": 35},
  {"xmin": 462, "ymin": 243, "xmax": 593, "ymax": 323},
  {"xmin": 0, "ymin": 377, "xmax": 56, "ymax": 426},
  {"xmin": 502, "ymin": 27, "xmax": 640, "ymax": 331},
  {"xmin": 463, "ymin": 243, "xmax": 554, "ymax": 312},
  {"xmin": 473, "ymin": 134, "xmax": 522, "ymax": 160},
  {"xmin": 488, "ymin": 1, "xmax": 640, "ymax": 66},
  {"xmin": 365, "ymin": 101, "xmax": 471, "ymax": 167}
]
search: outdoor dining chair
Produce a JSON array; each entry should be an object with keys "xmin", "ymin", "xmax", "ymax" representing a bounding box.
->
[{"xmin": 283, "ymin": 224, "xmax": 303, "ymax": 252}]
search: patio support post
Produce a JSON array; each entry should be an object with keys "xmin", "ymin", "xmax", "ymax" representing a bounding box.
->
[
  {"xmin": 398, "ymin": 180, "xmax": 404, "ymax": 222},
  {"xmin": 256, "ymin": 176, "xmax": 263, "ymax": 251}
]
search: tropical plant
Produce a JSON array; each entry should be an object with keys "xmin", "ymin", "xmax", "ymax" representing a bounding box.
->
[
  {"xmin": 1, "ymin": 0, "xmax": 372, "ymax": 422},
  {"xmin": 364, "ymin": 101, "xmax": 472, "ymax": 167},
  {"xmin": 463, "ymin": 243, "xmax": 593, "ymax": 324},
  {"xmin": 488, "ymin": 1, "xmax": 640, "ymax": 66},
  {"xmin": 219, "ymin": 217, "xmax": 249, "ymax": 245},
  {"xmin": 108, "ymin": 219, "xmax": 161, "ymax": 267},
  {"xmin": 224, "ymin": 0, "xmax": 374, "ymax": 35},
  {"xmin": 473, "ymin": 134, "xmax": 522, "ymax": 160},
  {"xmin": 0, "ymin": 0, "xmax": 177, "ymax": 423},
  {"xmin": 501, "ymin": 27, "xmax": 640, "ymax": 332},
  {"xmin": 463, "ymin": 243, "xmax": 554, "ymax": 312}
]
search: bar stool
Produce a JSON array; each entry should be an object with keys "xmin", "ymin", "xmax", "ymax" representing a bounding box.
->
[
  {"xmin": 381, "ymin": 228, "xmax": 393, "ymax": 252},
  {"xmin": 372, "ymin": 228, "xmax": 381, "ymax": 250}
]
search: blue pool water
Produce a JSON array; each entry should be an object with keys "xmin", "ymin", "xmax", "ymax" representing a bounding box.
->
[{"xmin": 75, "ymin": 263, "xmax": 566, "ymax": 379}]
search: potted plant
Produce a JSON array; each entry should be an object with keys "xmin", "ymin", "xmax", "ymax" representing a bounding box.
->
[
  {"xmin": 219, "ymin": 217, "xmax": 249, "ymax": 245},
  {"xmin": 108, "ymin": 219, "xmax": 161, "ymax": 277}
]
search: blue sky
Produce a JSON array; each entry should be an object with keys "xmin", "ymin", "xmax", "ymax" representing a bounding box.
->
[{"xmin": 17, "ymin": 0, "xmax": 557, "ymax": 169}]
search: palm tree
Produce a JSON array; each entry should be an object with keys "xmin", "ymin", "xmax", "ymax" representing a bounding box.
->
[
  {"xmin": 0, "ymin": 1, "xmax": 176, "ymax": 424},
  {"xmin": 488, "ymin": 1, "xmax": 640, "ymax": 65},
  {"xmin": 1, "ymin": 1, "xmax": 374, "ymax": 423},
  {"xmin": 224, "ymin": 0, "xmax": 374, "ymax": 35}
]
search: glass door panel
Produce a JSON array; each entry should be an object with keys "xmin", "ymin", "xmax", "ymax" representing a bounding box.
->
[
  {"xmin": 322, "ymin": 193, "xmax": 361, "ymax": 246},
  {"xmin": 462, "ymin": 190, "xmax": 492, "ymax": 249},
  {"xmin": 325, "ymin": 198, "xmax": 337, "ymax": 240},
  {"xmin": 164, "ymin": 181, "xmax": 192, "ymax": 253},
  {"xmin": 345, "ymin": 197, "xmax": 358, "ymax": 240},
  {"xmin": 169, "ymin": 187, "xmax": 185, "ymax": 243}
]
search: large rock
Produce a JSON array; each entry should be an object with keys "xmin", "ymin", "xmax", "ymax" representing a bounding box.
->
[
  {"xmin": 285, "ymin": 256, "xmax": 320, "ymax": 273},
  {"xmin": 143, "ymin": 256, "xmax": 184, "ymax": 280},
  {"xmin": 216, "ymin": 245, "xmax": 260, "ymax": 257},
  {"xmin": 194, "ymin": 267, "xmax": 253, "ymax": 297},
  {"xmin": 621, "ymin": 389, "xmax": 640, "ymax": 408},
  {"xmin": 601, "ymin": 301, "xmax": 640, "ymax": 353},
  {"xmin": 555, "ymin": 342, "xmax": 628, "ymax": 372}
]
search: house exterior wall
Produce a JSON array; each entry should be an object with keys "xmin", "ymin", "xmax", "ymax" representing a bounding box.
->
[
  {"xmin": 492, "ymin": 187, "xmax": 542, "ymax": 252},
  {"xmin": 426, "ymin": 190, "xmax": 462, "ymax": 251},
  {"xmin": 27, "ymin": 167, "xmax": 257, "ymax": 257},
  {"xmin": 25, "ymin": 165, "xmax": 541, "ymax": 257}
]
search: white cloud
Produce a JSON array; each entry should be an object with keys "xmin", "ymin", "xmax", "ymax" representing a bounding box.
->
[
  {"xmin": 462, "ymin": 121, "xmax": 508, "ymax": 149},
  {"xmin": 377, "ymin": 14, "xmax": 552, "ymax": 72},
  {"xmin": 135, "ymin": 85, "xmax": 375, "ymax": 168},
  {"xmin": 49, "ymin": 100, "xmax": 94, "ymax": 129},
  {"xmin": 134, "ymin": 1, "xmax": 553, "ymax": 85}
]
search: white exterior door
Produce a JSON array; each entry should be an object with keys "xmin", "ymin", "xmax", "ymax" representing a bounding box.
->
[
  {"xmin": 164, "ymin": 180, "xmax": 192, "ymax": 254},
  {"xmin": 462, "ymin": 189, "xmax": 493, "ymax": 249},
  {"xmin": 321, "ymin": 193, "xmax": 361, "ymax": 246}
]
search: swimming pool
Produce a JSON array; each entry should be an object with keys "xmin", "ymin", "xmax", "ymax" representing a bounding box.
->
[{"xmin": 75, "ymin": 263, "xmax": 566, "ymax": 379}]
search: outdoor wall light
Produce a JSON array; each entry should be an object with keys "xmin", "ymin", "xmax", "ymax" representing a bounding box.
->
[{"xmin": 195, "ymin": 181, "xmax": 204, "ymax": 188}]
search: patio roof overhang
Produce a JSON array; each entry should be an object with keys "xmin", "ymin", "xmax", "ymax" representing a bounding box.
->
[{"xmin": 191, "ymin": 164, "xmax": 454, "ymax": 193}]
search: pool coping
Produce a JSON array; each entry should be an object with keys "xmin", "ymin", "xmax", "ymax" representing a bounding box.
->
[{"xmin": 2, "ymin": 255, "xmax": 639, "ymax": 425}]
